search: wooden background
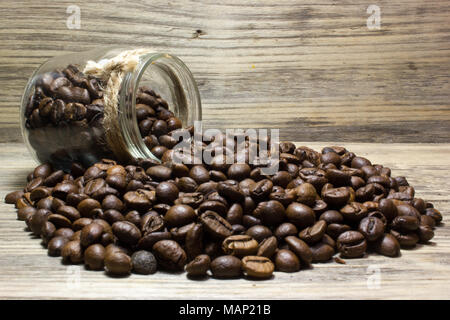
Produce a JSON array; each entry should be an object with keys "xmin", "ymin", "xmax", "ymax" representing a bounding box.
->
[
  {"xmin": 0, "ymin": 0, "xmax": 449, "ymax": 300},
  {"xmin": 0, "ymin": 0, "xmax": 449, "ymax": 142}
]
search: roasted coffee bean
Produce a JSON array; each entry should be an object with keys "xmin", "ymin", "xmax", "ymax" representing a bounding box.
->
[
  {"xmin": 155, "ymin": 182, "xmax": 179, "ymax": 204},
  {"xmin": 185, "ymin": 223, "xmax": 203, "ymax": 260},
  {"xmin": 396, "ymin": 204, "xmax": 421, "ymax": 219},
  {"xmin": 61, "ymin": 240, "xmax": 83, "ymax": 264},
  {"xmin": 105, "ymin": 252, "xmax": 132, "ymax": 275},
  {"xmin": 5, "ymin": 190, "xmax": 24, "ymax": 204},
  {"xmin": 141, "ymin": 214, "xmax": 165, "ymax": 234},
  {"xmin": 84, "ymin": 244, "xmax": 105, "ymax": 270},
  {"xmin": 390, "ymin": 229, "xmax": 419, "ymax": 248},
  {"xmin": 310, "ymin": 242, "xmax": 335, "ymax": 262},
  {"xmin": 131, "ymin": 250, "xmax": 157, "ymax": 275},
  {"xmin": 17, "ymin": 206, "xmax": 36, "ymax": 221},
  {"xmin": 294, "ymin": 183, "xmax": 317, "ymax": 207},
  {"xmin": 246, "ymin": 225, "xmax": 272, "ymax": 242},
  {"xmin": 185, "ymin": 254, "xmax": 211, "ymax": 277},
  {"xmin": 29, "ymin": 209, "xmax": 50, "ymax": 236},
  {"xmin": 374, "ymin": 233, "xmax": 400, "ymax": 257},
  {"xmin": 80, "ymin": 222, "xmax": 103, "ymax": 247},
  {"xmin": 340, "ymin": 202, "xmax": 368, "ymax": 222},
  {"xmin": 391, "ymin": 216, "xmax": 419, "ymax": 231},
  {"xmin": 285, "ymin": 236, "xmax": 313, "ymax": 265},
  {"xmin": 217, "ymin": 180, "xmax": 245, "ymax": 202},
  {"xmin": 242, "ymin": 256, "xmax": 274, "ymax": 279},
  {"xmin": 249, "ymin": 179, "xmax": 273, "ymax": 201},
  {"xmin": 222, "ymin": 235, "xmax": 258, "ymax": 256},
  {"xmin": 274, "ymin": 222, "xmax": 298, "ymax": 241},
  {"xmin": 112, "ymin": 221, "xmax": 142, "ymax": 245},
  {"xmin": 146, "ymin": 165, "xmax": 172, "ymax": 181},
  {"xmin": 47, "ymin": 236, "xmax": 69, "ymax": 257},
  {"xmin": 322, "ymin": 187, "xmax": 350, "ymax": 207},
  {"xmin": 275, "ymin": 249, "xmax": 300, "ymax": 272},
  {"xmin": 165, "ymin": 204, "xmax": 196, "ymax": 228},
  {"xmin": 189, "ymin": 165, "xmax": 210, "ymax": 184},
  {"xmin": 417, "ymin": 224, "xmax": 434, "ymax": 243},
  {"xmin": 299, "ymin": 220, "xmax": 327, "ymax": 244},
  {"xmin": 210, "ymin": 255, "xmax": 242, "ymax": 278},
  {"xmin": 200, "ymin": 211, "xmax": 233, "ymax": 240},
  {"xmin": 285, "ymin": 202, "xmax": 315, "ymax": 229},
  {"xmin": 425, "ymin": 208, "xmax": 442, "ymax": 224},
  {"xmin": 198, "ymin": 200, "xmax": 227, "ymax": 217},
  {"xmin": 319, "ymin": 210, "xmax": 343, "ymax": 224},
  {"xmin": 337, "ymin": 231, "xmax": 367, "ymax": 258},
  {"xmin": 420, "ymin": 215, "xmax": 436, "ymax": 229},
  {"xmin": 253, "ymin": 200, "xmax": 285, "ymax": 226},
  {"xmin": 137, "ymin": 231, "xmax": 172, "ymax": 250},
  {"xmin": 123, "ymin": 189, "xmax": 155, "ymax": 212},
  {"xmin": 257, "ymin": 236, "xmax": 277, "ymax": 258},
  {"xmin": 358, "ymin": 216, "xmax": 385, "ymax": 241},
  {"xmin": 152, "ymin": 240, "xmax": 187, "ymax": 271}
]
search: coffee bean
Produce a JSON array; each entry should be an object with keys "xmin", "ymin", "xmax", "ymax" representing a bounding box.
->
[
  {"xmin": 322, "ymin": 187, "xmax": 350, "ymax": 208},
  {"xmin": 165, "ymin": 204, "xmax": 196, "ymax": 228},
  {"xmin": 390, "ymin": 229, "xmax": 419, "ymax": 248},
  {"xmin": 185, "ymin": 223, "xmax": 203, "ymax": 260},
  {"xmin": 222, "ymin": 235, "xmax": 258, "ymax": 257},
  {"xmin": 84, "ymin": 244, "xmax": 105, "ymax": 270},
  {"xmin": 112, "ymin": 221, "xmax": 142, "ymax": 245},
  {"xmin": 105, "ymin": 251, "xmax": 132, "ymax": 275},
  {"xmin": 285, "ymin": 202, "xmax": 315, "ymax": 229},
  {"xmin": 131, "ymin": 250, "xmax": 157, "ymax": 274},
  {"xmin": 250, "ymin": 179, "xmax": 273, "ymax": 201},
  {"xmin": 80, "ymin": 222, "xmax": 103, "ymax": 247},
  {"xmin": 156, "ymin": 181, "xmax": 179, "ymax": 204},
  {"xmin": 200, "ymin": 211, "xmax": 233, "ymax": 240},
  {"xmin": 253, "ymin": 200, "xmax": 285, "ymax": 226},
  {"xmin": 285, "ymin": 236, "xmax": 313, "ymax": 265},
  {"xmin": 246, "ymin": 225, "xmax": 272, "ymax": 242},
  {"xmin": 275, "ymin": 249, "xmax": 300, "ymax": 272},
  {"xmin": 358, "ymin": 216, "xmax": 385, "ymax": 241},
  {"xmin": 391, "ymin": 215, "xmax": 419, "ymax": 231},
  {"xmin": 337, "ymin": 231, "xmax": 367, "ymax": 258},
  {"xmin": 123, "ymin": 189, "xmax": 155, "ymax": 212},
  {"xmin": 340, "ymin": 202, "xmax": 368, "ymax": 222},
  {"xmin": 274, "ymin": 222, "xmax": 298, "ymax": 240},
  {"xmin": 210, "ymin": 255, "xmax": 242, "ymax": 278},
  {"xmin": 185, "ymin": 254, "xmax": 211, "ymax": 277},
  {"xmin": 257, "ymin": 236, "xmax": 277, "ymax": 258},
  {"xmin": 48, "ymin": 236, "xmax": 69, "ymax": 257},
  {"xmin": 152, "ymin": 240, "xmax": 187, "ymax": 271},
  {"xmin": 310, "ymin": 242, "xmax": 335, "ymax": 262},
  {"xmin": 242, "ymin": 256, "xmax": 274, "ymax": 279},
  {"xmin": 61, "ymin": 240, "xmax": 83, "ymax": 264},
  {"xmin": 299, "ymin": 220, "xmax": 327, "ymax": 244},
  {"xmin": 374, "ymin": 233, "xmax": 400, "ymax": 257},
  {"xmin": 294, "ymin": 183, "xmax": 317, "ymax": 207},
  {"xmin": 5, "ymin": 190, "xmax": 24, "ymax": 204}
]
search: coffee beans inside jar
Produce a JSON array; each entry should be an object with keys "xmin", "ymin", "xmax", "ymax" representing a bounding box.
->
[{"xmin": 5, "ymin": 64, "xmax": 444, "ymax": 280}]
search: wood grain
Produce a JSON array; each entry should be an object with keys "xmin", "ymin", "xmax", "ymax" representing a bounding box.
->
[
  {"xmin": 0, "ymin": 142, "xmax": 448, "ymax": 300},
  {"xmin": 0, "ymin": 0, "xmax": 449, "ymax": 143}
]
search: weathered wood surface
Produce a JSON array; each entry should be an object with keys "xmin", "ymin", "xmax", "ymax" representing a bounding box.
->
[
  {"xmin": 0, "ymin": 142, "xmax": 448, "ymax": 300},
  {"xmin": 0, "ymin": 0, "xmax": 449, "ymax": 143}
]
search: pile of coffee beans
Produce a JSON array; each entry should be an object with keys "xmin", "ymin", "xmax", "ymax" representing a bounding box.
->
[
  {"xmin": 5, "ymin": 144, "xmax": 443, "ymax": 279},
  {"xmin": 7, "ymin": 65, "xmax": 443, "ymax": 280}
]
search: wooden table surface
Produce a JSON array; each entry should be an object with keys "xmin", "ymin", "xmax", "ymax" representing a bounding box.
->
[
  {"xmin": 0, "ymin": 0, "xmax": 449, "ymax": 299},
  {"xmin": 0, "ymin": 142, "xmax": 448, "ymax": 300}
]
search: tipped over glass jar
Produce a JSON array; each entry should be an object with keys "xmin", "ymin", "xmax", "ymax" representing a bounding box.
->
[{"xmin": 20, "ymin": 47, "xmax": 202, "ymax": 171}]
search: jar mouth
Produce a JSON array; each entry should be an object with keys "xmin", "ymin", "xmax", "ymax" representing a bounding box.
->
[{"xmin": 119, "ymin": 52, "xmax": 202, "ymax": 162}]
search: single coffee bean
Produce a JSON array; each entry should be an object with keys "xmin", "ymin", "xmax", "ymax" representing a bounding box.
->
[
  {"xmin": 285, "ymin": 236, "xmax": 313, "ymax": 265},
  {"xmin": 185, "ymin": 254, "xmax": 211, "ymax": 277},
  {"xmin": 84, "ymin": 244, "xmax": 105, "ymax": 270},
  {"xmin": 340, "ymin": 202, "xmax": 368, "ymax": 222},
  {"xmin": 294, "ymin": 183, "xmax": 317, "ymax": 207},
  {"xmin": 285, "ymin": 202, "xmax": 315, "ymax": 229},
  {"xmin": 210, "ymin": 255, "xmax": 242, "ymax": 278},
  {"xmin": 164, "ymin": 204, "xmax": 196, "ymax": 228},
  {"xmin": 242, "ymin": 256, "xmax": 274, "ymax": 279},
  {"xmin": 104, "ymin": 251, "xmax": 132, "ymax": 275},
  {"xmin": 200, "ymin": 210, "xmax": 233, "ymax": 240},
  {"xmin": 274, "ymin": 222, "xmax": 298, "ymax": 241},
  {"xmin": 5, "ymin": 190, "xmax": 24, "ymax": 204},
  {"xmin": 112, "ymin": 221, "xmax": 142, "ymax": 245},
  {"xmin": 152, "ymin": 240, "xmax": 187, "ymax": 271},
  {"xmin": 61, "ymin": 240, "xmax": 83, "ymax": 264},
  {"xmin": 253, "ymin": 200, "xmax": 285, "ymax": 226},
  {"xmin": 319, "ymin": 210, "xmax": 343, "ymax": 224},
  {"xmin": 337, "ymin": 231, "xmax": 367, "ymax": 258},
  {"xmin": 246, "ymin": 225, "xmax": 272, "ymax": 242},
  {"xmin": 185, "ymin": 223, "xmax": 204, "ymax": 260},
  {"xmin": 425, "ymin": 208, "xmax": 442, "ymax": 224},
  {"xmin": 417, "ymin": 224, "xmax": 434, "ymax": 243},
  {"xmin": 131, "ymin": 250, "xmax": 157, "ymax": 275},
  {"xmin": 310, "ymin": 242, "xmax": 335, "ymax": 262},
  {"xmin": 123, "ymin": 189, "xmax": 155, "ymax": 212},
  {"xmin": 391, "ymin": 216, "xmax": 420, "ymax": 231},
  {"xmin": 80, "ymin": 222, "xmax": 104, "ymax": 247},
  {"xmin": 257, "ymin": 236, "xmax": 277, "ymax": 258},
  {"xmin": 299, "ymin": 220, "xmax": 327, "ymax": 244},
  {"xmin": 374, "ymin": 233, "xmax": 400, "ymax": 257},
  {"xmin": 222, "ymin": 235, "xmax": 258, "ymax": 257},
  {"xmin": 156, "ymin": 181, "xmax": 179, "ymax": 204},
  {"xmin": 47, "ymin": 236, "xmax": 69, "ymax": 257},
  {"xmin": 322, "ymin": 187, "xmax": 350, "ymax": 208},
  {"xmin": 275, "ymin": 249, "xmax": 300, "ymax": 272},
  {"xmin": 378, "ymin": 198, "xmax": 398, "ymax": 221},
  {"xmin": 249, "ymin": 179, "xmax": 273, "ymax": 201},
  {"xmin": 358, "ymin": 216, "xmax": 385, "ymax": 241},
  {"xmin": 390, "ymin": 229, "xmax": 419, "ymax": 248}
]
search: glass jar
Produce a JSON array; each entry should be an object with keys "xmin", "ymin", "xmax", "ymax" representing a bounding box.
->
[{"xmin": 20, "ymin": 47, "xmax": 201, "ymax": 171}]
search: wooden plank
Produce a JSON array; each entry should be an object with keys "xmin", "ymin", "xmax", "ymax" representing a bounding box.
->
[
  {"xmin": 0, "ymin": 142, "xmax": 448, "ymax": 299},
  {"xmin": 0, "ymin": 0, "xmax": 449, "ymax": 143}
]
